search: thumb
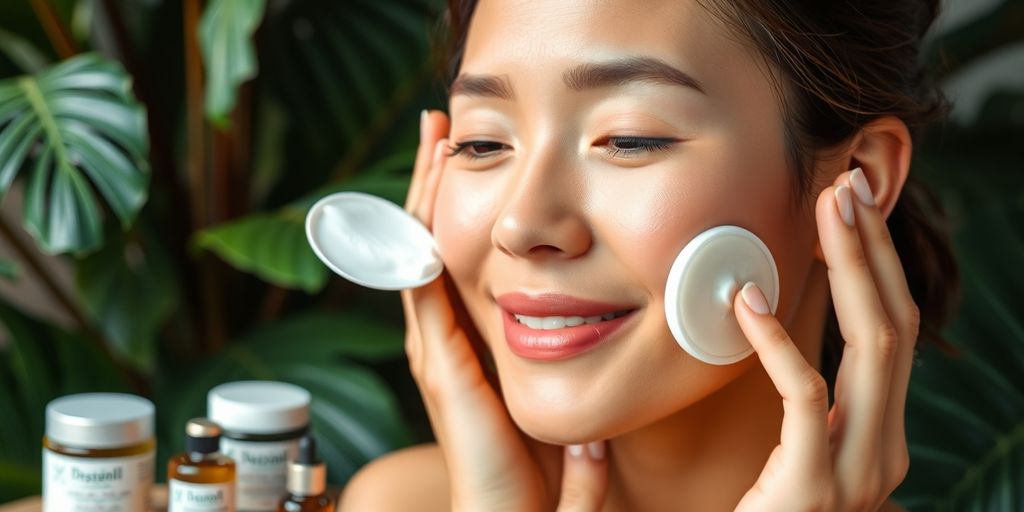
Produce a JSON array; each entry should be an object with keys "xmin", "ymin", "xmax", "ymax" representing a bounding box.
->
[{"xmin": 556, "ymin": 441, "xmax": 609, "ymax": 512}]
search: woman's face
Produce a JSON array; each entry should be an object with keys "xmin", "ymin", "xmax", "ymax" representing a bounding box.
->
[{"xmin": 433, "ymin": 0, "xmax": 821, "ymax": 443}]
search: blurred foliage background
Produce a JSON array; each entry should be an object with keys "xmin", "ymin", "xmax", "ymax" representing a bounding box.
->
[{"xmin": 0, "ymin": 0, "xmax": 1021, "ymax": 509}]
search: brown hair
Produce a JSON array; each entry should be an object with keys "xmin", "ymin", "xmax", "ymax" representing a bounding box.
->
[{"xmin": 436, "ymin": 0, "xmax": 961, "ymax": 387}]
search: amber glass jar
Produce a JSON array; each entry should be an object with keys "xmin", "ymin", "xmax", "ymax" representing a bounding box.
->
[{"xmin": 43, "ymin": 393, "xmax": 155, "ymax": 512}]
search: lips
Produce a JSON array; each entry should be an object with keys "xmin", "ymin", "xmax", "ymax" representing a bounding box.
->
[{"xmin": 496, "ymin": 292, "xmax": 639, "ymax": 361}]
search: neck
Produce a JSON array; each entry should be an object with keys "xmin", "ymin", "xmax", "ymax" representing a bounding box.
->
[{"xmin": 603, "ymin": 260, "xmax": 830, "ymax": 511}]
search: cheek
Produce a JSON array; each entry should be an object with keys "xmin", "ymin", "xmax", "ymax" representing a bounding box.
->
[
  {"xmin": 432, "ymin": 171, "xmax": 501, "ymax": 283},
  {"xmin": 587, "ymin": 145, "xmax": 794, "ymax": 304}
]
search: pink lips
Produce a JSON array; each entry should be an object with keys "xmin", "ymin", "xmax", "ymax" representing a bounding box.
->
[{"xmin": 496, "ymin": 293, "xmax": 638, "ymax": 361}]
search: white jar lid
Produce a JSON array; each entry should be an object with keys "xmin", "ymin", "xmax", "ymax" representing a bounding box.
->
[
  {"xmin": 305, "ymin": 191, "xmax": 443, "ymax": 290},
  {"xmin": 208, "ymin": 381, "xmax": 311, "ymax": 434},
  {"xmin": 664, "ymin": 225, "xmax": 780, "ymax": 365},
  {"xmin": 45, "ymin": 393, "xmax": 154, "ymax": 449}
]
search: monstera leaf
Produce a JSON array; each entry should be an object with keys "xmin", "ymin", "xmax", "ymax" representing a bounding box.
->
[{"xmin": 0, "ymin": 53, "xmax": 149, "ymax": 255}]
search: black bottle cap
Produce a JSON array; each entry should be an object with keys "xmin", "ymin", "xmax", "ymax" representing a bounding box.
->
[
  {"xmin": 184, "ymin": 417, "xmax": 221, "ymax": 455},
  {"xmin": 297, "ymin": 434, "xmax": 318, "ymax": 465}
]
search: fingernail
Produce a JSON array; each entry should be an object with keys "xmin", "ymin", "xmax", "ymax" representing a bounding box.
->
[
  {"xmin": 433, "ymin": 138, "xmax": 447, "ymax": 166},
  {"xmin": 587, "ymin": 441, "xmax": 606, "ymax": 460},
  {"xmin": 568, "ymin": 444, "xmax": 585, "ymax": 458},
  {"xmin": 419, "ymin": 109, "xmax": 428, "ymax": 142},
  {"xmin": 849, "ymin": 167, "xmax": 875, "ymax": 206},
  {"xmin": 834, "ymin": 185, "xmax": 855, "ymax": 227},
  {"xmin": 741, "ymin": 281, "xmax": 770, "ymax": 315}
]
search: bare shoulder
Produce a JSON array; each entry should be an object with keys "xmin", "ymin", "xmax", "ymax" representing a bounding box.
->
[
  {"xmin": 879, "ymin": 498, "xmax": 908, "ymax": 512},
  {"xmin": 337, "ymin": 443, "xmax": 450, "ymax": 512}
]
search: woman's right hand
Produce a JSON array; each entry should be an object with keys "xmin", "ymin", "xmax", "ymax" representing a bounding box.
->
[{"xmin": 401, "ymin": 110, "xmax": 610, "ymax": 512}]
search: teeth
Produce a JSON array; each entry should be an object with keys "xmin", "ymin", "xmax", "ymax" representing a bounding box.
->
[{"xmin": 514, "ymin": 311, "xmax": 629, "ymax": 329}]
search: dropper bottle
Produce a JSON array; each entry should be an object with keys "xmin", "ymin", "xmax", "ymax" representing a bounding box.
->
[
  {"xmin": 168, "ymin": 418, "xmax": 236, "ymax": 512},
  {"xmin": 277, "ymin": 434, "xmax": 333, "ymax": 512}
]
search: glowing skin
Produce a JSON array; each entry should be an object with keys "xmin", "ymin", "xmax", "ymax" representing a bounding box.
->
[
  {"xmin": 432, "ymin": 1, "xmax": 820, "ymax": 507},
  {"xmin": 340, "ymin": 0, "xmax": 916, "ymax": 510}
]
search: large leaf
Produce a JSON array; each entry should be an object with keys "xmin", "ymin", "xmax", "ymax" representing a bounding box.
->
[
  {"xmin": 198, "ymin": 0, "xmax": 267, "ymax": 128},
  {"xmin": 0, "ymin": 52, "xmax": 149, "ymax": 255},
  {"xmin": 74, "ymin": 224, "xmax": 179, "ymax": 373},
  {"xmin": 260, "ymin": 0, "xmax": 442, "ymax": 201},
  {"xmin": 193, "ymin": 150, "xmax": 414, "ymax": 292},
  {"xmin": 158, "ymin": 311, "xmax": 410, "ymax": 484},
  {"xmin": 0, "ymin": 302, "xmax": 131, "ymax": 502},
  {"xmin": 892, "ymin": 163, "xmax": 1024, "ymax": 509}
]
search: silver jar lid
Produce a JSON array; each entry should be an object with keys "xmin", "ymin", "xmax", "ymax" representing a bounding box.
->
[
  {"xmin": 46, "ymin": 393, "xmax": 155, "ymax": 449},
  {"xmin": 208, "ymin": 381, "xmax": 310, "ymax": 434}
]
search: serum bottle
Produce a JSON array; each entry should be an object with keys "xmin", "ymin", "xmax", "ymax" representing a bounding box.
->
[
  {"xmin": 168, "ymin": 418, "xmax": 237, "ymax": 511},
  {"xmin": 277, "ymin": 435, "xmax": 332, "ymax": 512}
]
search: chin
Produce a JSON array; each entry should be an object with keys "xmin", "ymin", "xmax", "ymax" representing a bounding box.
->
[{"xmin": 500, "ymin": 379, "xmax": 616, "ymax": 445}]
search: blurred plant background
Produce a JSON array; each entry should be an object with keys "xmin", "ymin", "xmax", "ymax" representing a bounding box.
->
[{"xmin": 0, "ymin": 0, "xmax": 1020, "ymax": 509}]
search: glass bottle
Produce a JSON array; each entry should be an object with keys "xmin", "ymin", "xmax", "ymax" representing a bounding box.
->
[
  {"xmin": 168, "ymin": 417, "xmax": 237, "ymax": 511},
  {"xmin": 277, "ymin": 435, "xmax": 333, "ymax": 512}
]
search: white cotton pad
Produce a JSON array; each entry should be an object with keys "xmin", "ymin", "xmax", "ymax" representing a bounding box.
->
[
  {"xmin": 305, "ymin": 192, "xmax": 443, "ymax": 290},
  {"xmin": 663, "ymin": 225, "xmax": 780, "ymax": 365}
]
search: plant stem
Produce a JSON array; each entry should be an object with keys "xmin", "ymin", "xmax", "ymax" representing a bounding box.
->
[
  {"xmin": 28, "ymin": 0, "xmax": 78, "ymax": 59},
  {"xmin": 0, "ymin": 214, "xmax": 147, "ymax": 394},
  {"xmin": 184, "ymin": 0, "xmax": 227, "ymax": 352},
  {"xmin": 0, "ymin": 214, "xmax": 86, "ymax": 332}
]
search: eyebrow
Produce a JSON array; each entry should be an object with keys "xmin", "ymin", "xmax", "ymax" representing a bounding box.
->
[{"xmin": 450, "ymin": 56, "xmax": 707, "ymax": 100}]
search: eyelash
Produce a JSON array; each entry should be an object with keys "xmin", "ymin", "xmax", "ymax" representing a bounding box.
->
[{"xmin": 446, "ymin": 137, "xmax": 678, "ymax": 160}]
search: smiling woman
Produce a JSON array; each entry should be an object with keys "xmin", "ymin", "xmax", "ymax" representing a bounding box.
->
[{"xmin": 338, "ymin": 0, "xmax": 959, "ymax": 510}]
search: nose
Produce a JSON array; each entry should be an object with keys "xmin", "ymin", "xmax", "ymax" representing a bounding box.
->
[{"xmin": 490, "ymin": 146, "xmax": 592, "ymax": 260}]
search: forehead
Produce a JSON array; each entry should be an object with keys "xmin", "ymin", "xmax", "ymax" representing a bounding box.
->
[{"xmin": 462, "ymin": 0, "xmax": 752, "ymax": 86}]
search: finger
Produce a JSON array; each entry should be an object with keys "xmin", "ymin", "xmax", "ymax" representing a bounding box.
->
[
  {"xmin": 556, "ymin": 442, "xmax": 609, "ymax": 512},
  {"xmin": 816, "ymin": 179, "xmax": 895, "ymax": 494},
  {"xmin": 847, "ymin": 167, "xmax": 917, "ymax": 485},
  {"xmin": 412, "ymin": 138, "xmax": 449, "ymax": 230},
  {"xmin": 406, "ymin": 110, "xmax": 451, "ymax": 214},
  {"xmin": 734, "ymin": 281, "xmax": 831, "ymax": 484}
]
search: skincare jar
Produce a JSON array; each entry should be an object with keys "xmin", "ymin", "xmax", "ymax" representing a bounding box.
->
[
  {"xmin": 42, "ymin": 393, "xmax": 156, "ymax": 512},
  {"xmin": 208, "ymin": 381, "xmax": 311, "ymax": 511}
]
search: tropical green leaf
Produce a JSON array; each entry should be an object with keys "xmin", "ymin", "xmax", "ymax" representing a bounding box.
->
[
  {"xmin": 198, "ymin": 0, "xmax": 267, "ymax": 128},
  {"xmin": 193, "ymin": 150, "xmax": 414, "ymax": 292},
  {"xmin": 0, "ymin": 302, "xmax": 130, "ymax": 502},
  {"xmin": 893, "ymin": 169, "xmax": 1024, "ymax": 510},
  {"xmin": 0, "ymin": 28, "xmax": 49, "ymax": 74},
  {"xmin": 259, "ymin": 0, "xmax": 440, "ymax": 201},
  {"xmin": 0, "ymin": 52, "xmax": 149, "ymax": 255},
  {"xmin": 74, "ymin": 225, "xmax": 179, "ymax": 373},
  {"xmin": 159, "ymin": 310, "xmax": 410, "ymax": 484}
]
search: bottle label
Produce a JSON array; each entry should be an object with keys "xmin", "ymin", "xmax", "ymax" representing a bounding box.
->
[
  {"xmin": 42, "ymin": 448, "xmax": 154, "ymax": 512},
  {"xmin": 219, "ymin": 438, "xmax": 298, "ymax": 511},
  {"xmin": 169, "ymin": 479, "xmax": 236, "ymax": 512}
]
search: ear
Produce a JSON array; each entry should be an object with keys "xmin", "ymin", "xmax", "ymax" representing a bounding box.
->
[
  {"xmin": 813, "ymin": 116, "xmax": 912, "ymax": 261},
  {"xmin": 847, "ymin": 116, "xmax": 912, "ymax": 220}
]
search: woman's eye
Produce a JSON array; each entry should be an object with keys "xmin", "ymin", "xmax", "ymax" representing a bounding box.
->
[
  {"xmin": 447, "ymin": 140, "xmax": 509, "ymax": 160},
  {"xmin": 602, "ymin": 136, "xmax": 677, "ymax": 158}
]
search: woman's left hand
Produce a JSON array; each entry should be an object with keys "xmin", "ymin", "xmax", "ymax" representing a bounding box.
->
[{"xmin": 730, "ymin": 167, "xmax": 918, "ymax": 511}]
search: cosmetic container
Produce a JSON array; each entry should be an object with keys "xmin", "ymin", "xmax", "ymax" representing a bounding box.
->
[
  {"xmin": 276, "ymin": 435, "xmax": 332, "ymax": 512},
  {"xmin": 168, "ymin": 418, "xmax": 236, "ymax": 511},
  {"xmin": 208, "ymin": 381, "xmax": 311, "ymax": 511},
  {"xmin": 43, "ymin": 393, "xmax": 155, "ymax": 512}
]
